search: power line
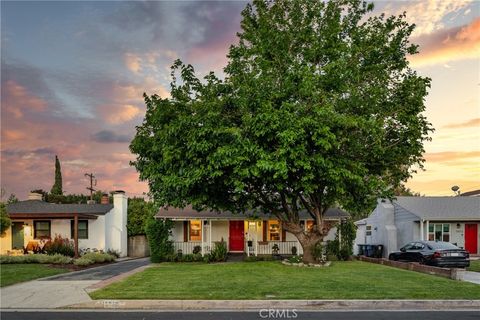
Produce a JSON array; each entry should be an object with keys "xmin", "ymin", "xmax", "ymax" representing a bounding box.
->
[{"xmin": 84, "ymin": 173, "xmax": 97, "ymax": 201}]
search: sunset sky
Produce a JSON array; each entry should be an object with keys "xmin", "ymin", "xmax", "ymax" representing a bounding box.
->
[{"xmin": 1, "ymin": 1, "xmax": 479, "ymax": 200}]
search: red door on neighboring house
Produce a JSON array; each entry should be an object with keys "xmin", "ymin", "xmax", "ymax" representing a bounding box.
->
[
  {"xmin": 229, "ymin": 221, "xmax": 245, "ymax": 252},
  {"xmin": 465, "ymin": 224, "xmax": 478, "ymax": 254}
]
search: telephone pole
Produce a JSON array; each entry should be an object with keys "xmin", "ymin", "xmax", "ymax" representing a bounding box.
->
[{"xmin": 84, "ymin": 173, "xmax": 97, "ymax": 201}]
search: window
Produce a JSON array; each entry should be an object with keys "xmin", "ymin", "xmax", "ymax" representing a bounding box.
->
[
  {"xmin": 268, "ymin": 220, "xmax": 281, "ymax": 241},
  {"xmin": 428, "ymin": 223, "xmax": 450, "ymax": 242},
  {"xmin": 34, "ymin": 221, "xmax": 51, "ymax": 239},
  {"xmin": 306, "ymin": 220, "xmax": 314, "ymax": 231},
  {"xmin": 189, "ymin": 220, "xmax": 202, "ymax": 241},
  {"xmin": 70, "ymin": 220, "xmax": 88, "ymax": 239},
  {"xmin": 366, "ymin": 225, "xmax": 372, "ymax": 236}
]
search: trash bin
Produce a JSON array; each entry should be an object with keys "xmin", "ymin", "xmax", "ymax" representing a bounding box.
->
[
  {"xmin": 357, "ymin": 244, "xmax": 366, "ymax": 256},
  {"xmin": 374, "ymin": 245, "xmax": 383, "ymax": 258}
]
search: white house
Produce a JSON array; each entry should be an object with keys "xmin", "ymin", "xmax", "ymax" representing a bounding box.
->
[
  {"xmin": 156, "ymin": 206, "xmax": 348, "ymax": 256},
  {"xmin": 355, "ymin": 196, "xmax": 480, "ymax": 257},
  {"xmin": 1, "ymin": 191, "xmax": 128, "ymax": 257}
]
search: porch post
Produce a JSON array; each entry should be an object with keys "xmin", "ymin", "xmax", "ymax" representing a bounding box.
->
[
  {"xmin": 74, "ymin": 213, "xmax": 79, "ymax": 258},
  {"xmin": 209, "ymin": 219, "xmax": 212, "ymax": 254},
  {"xmin": 425, "ymin": 220, "xmax": 429, "ymax": 241},
  {"xmin": 420, "ymin": 220, "xmax": 424, "ymax": 241},
  {"xmin": 201, "ymin": 219, "xmax": 205, "ymax": 256}
]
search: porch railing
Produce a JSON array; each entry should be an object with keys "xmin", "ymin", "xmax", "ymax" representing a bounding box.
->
[
  {"xmin": 248, "ymin": 241, "xmax": 304, "ymax": 256},
  {"xmin": 173, "ymin": 242, "xmax": 212, "ymax": 254}
]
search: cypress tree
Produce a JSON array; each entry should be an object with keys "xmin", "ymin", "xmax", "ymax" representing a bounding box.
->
[{"xmin": 50, "ymin": 155, "xmax": 63, "ymax": 195}]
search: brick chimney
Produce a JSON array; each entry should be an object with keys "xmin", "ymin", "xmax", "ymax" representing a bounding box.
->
[{"xmin": 101, "ymin": 193, "xmax": 109, "ymax": 204}]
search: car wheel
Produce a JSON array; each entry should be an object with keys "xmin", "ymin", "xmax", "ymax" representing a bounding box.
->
[
  {"xmin": 418, "ymin": 257, "xmax": 426, "ymax": 264},
  {"xmin": 389, "ymin": 254, "xmax": 397, "ymax": 261}
]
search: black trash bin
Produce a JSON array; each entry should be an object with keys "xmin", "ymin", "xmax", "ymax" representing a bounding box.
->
[{"xmin": 374, "ymin": 245, "xmax": 384, "ymax": 258}]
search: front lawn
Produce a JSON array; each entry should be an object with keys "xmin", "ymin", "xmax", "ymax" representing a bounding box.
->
[
  {"xmin": 468, "ymin": 260, "xmax": 480, "ymax": 272},
  {"xmin": 90, "ymin": 261, "xmax": 480, "ymax": 300},
  {"xmin": 0, "ymin": 264, "xmax": 69, "ymax": 287}
]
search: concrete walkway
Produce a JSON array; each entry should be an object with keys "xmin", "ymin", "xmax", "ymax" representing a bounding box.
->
[
  {"xmin": 463, "ymin": 271, "xmax": 480, "ymax": 285},
  {"xmin": 1, "ymin": 258, "xmax": 150, "ymax": 309}
]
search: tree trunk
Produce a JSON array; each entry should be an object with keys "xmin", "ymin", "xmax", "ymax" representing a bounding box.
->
[{"xmin": 282, "ymin": 221, "xmax": 324, "ymax": 264}]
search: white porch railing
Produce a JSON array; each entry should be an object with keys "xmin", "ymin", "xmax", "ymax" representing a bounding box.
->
[
  {"xmin": 173, "ymin": 242, "xmax": 212, "ymax": 254},
  {"xmin": 250, "ymin": 241, "xmax": 304, "ymax": 256}
]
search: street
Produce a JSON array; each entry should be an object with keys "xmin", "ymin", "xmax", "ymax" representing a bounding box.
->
[{"xmin": 1, "ymin": 311, "xmax": 479, "ymax": 320}]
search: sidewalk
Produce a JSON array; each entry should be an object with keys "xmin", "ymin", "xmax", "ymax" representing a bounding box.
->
[{"xmin": 1, "ymin": 258, "xmax": 150, "ymax": 309}]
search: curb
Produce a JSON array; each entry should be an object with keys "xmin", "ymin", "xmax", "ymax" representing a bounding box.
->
[{"xmin": 66, "ymin": 299, "xmax": 480, "ymax": 311}]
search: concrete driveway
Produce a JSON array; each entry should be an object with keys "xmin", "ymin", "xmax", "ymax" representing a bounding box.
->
[{"xmin": 1, "ymin": 258, "xmax": 150, "ymax": 309}]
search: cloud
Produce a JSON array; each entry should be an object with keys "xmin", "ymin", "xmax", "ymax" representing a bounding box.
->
[
  {"xmin": 91, "ymin": 130, "xmax": 131, "ymax": 143},
  {"xmin": 424, "ymin": 151, "xmax": 480, "ymax": 162},
  {"xmin": 124, "ymin": 53, "xmax": 142, "ymax": 73},
  {"xmin": 98, "ymin": 104, "xmax": 141, "ymax": 124},
  {"xmin": 384, "ymin": 0, "xmax": 473, "ymax": 37},
  {"xmin": 443, "ymin": 118, "xmax": 480, "ymax": 129},
  {"xmin": 409, "ymin": 18, "xmax": 480, "ymax": 67},
  {"xmin": 1, "ymin": 147, "xmax": 56, "ymax": 158},
  {"xmin": 3, "ymin": 80, "xmax": 47, "ymax": 118}
]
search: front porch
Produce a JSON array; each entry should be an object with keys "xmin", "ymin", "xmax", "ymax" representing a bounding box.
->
[{"xmin": 173, "ymin": 240, "xmax": 305, "ymax": 256}]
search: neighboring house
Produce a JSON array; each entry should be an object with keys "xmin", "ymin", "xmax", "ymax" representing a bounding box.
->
[
  {"xmin": 355, "ymin": 197, "xmax": 480, "ymax": 257},
  {"xmin": 1, "ymin": 191, "xmax": 128, "ymax": 257},
  {"xmin": 156, "ymin": 206, "xmax": 348, "ymax": 256}
]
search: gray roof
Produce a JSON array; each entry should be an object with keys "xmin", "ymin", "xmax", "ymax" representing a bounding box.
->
[
  {"xmin": 393, "ymin": 196, "xmax": 480, "ymax": 221},
  {"xmin": 156, "ymin": 206, "xmax": 348, "ymax": 220},
  {"xmin": 7, "ymin": 200, "xmax": 113, "ymax": 215}
]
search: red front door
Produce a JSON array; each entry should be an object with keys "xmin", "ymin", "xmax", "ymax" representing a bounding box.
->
[
  {"xmin": 465, "ymin": 224, "xmax": 478, "ymax": 254},
  {"xmin": 229, "ymin": 221, "xmax": 245, "ymax": 252}
]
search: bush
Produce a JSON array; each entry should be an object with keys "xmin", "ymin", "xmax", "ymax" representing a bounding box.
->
[
  {"xmin": 106, "ymin": 249, "xmax": 120, "ymax": 258},
  {"xmin": 193, "ymin": 245, "xmax": 202, "ymax": 254},
  {"xmin": 81, "ymin": 252, "xmax": 115, "ymax": 263},
  {"xmin": 313, "ymin": 242, "xmax": 326, "ymax": 262},
  {"xmin": 287, "ymin": 255, "xmax": 302, "ymax": 264},
  {"xmin": 43, "ymin": 235, "xmax": 75, "ymax": 257},
  {"xmin": 145, "ymin": 218, "xmax": 174, "ymax": 263},
  {"xmin": 210, "ymin": 239, "xmax": 228, "ymax": 262},
  {"xmin": 0, "ymin": 254, "xmax": 72, "ymax": 264},
  {"xmin": 73, "ymin": 257, "xmax": 94, "ymax": 266},
  {"xmin": 0, "ymin": 203, "xmax": 11, "ymax": 236}
]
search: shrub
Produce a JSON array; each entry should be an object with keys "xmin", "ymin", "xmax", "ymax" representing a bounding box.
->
[
  {"xmin": 193, "ymin": 245, "xmax": 202, "ymax": 255},
  {"xmin": 0, "ymin": 203, "xmax": 11, "ymax": 236},
  {"xmin": 43, "ymin": 235, "xmax": 75, "ymax": 257},
  {"xmin": 81, "ymin": 252, "xmax": 115, "ymax": 263},
  {"xmin": 106, "ymin": 249, "xmax": 120, "ymax": 258},
  {"xmin": 0, "ymin": 254, "xmax": 72, "ymax": 264},
  {"xmin": 210, "ymin": 239, "xmax": 228, "ymax": 262},
  {"xmin": 145, "ymin": 218, "xmax": 174, "ymax": 263},
  {"xmin": 287, "ymin": 255, "xmax": 303, "ymax": 264},
  {"xmin": 73, "ymin": 257, "xmax": 94, "ymax": 266},
  {"xmin": 192, "ymin": 253, "xmax": 203, "ymax": 262},
  {"xmin": 182, "ymin": 254, "xmax": 194, "ymax": 262},
  {"xmin": 313, "ymin": 242, "xmax": 326, "ymax": 262}
]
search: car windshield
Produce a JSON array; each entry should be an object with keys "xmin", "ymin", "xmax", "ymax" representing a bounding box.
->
[{"xmin": 427, "ymin": 241, "xmax": 459, "ymax": 250}]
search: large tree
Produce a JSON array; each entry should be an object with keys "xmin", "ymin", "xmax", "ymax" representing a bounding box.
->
[
  {"xmin": 130, "ymin": 0, "xmax": 432, "ymax": 263},
  {"xmin": 50, "ymin": 155, "xmax": 63, "ymax": 195}
]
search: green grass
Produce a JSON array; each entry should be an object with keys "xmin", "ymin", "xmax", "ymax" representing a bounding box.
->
[
  {"xmin": 0, "ymin": 264, "xmax": 69, "ymax": 287},
  {"xmin": 468, "ymin": 260, "xmax": 480, "ymax": 272},
  {"xmin": 90, "ymin": 261, "xmax": 480, "ymax": 300}
]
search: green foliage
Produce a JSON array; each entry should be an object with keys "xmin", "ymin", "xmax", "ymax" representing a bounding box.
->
[
  {"xmin": 127, "ymin": 198, "xmax": 156, "ymax": 236},
  {"xmin": 43, "ymin": 235, "xmax": 75, "ymax": 257},
  {"xmin": 130, "ymin": 0, "xmax": 432, "ymax": 259},
  {"xmin": 7, "ymin": 194, "xmax": 18, "ymax": 204},
  {"xmin": 50, "ymin": 155, "xmax": 63, "ymax": 195},
  {"xmin": 313, "ymin": 242, "xmax": 326, "ymax": 262},
  {"xmin": 106, "ymin": 249, "xmax": 120, "ymax": 258},
  {"xmin": 81, "ymin": 252, "xmax": 115, "ymax": 263},
  {"xmin": 210, "ymin": 240, "xmax": 228, "ymax": 262},
  {"xmin": 145, "ymin": 218, "xmax": 174, "ymax": 262},
  {"xmin": 287, "ymin": 255, "xmax": 303, "ymax": 264},
  {"xmin": 73, "ymin": 257, "xmax": 94, "ymax": 266},
  {"xmin": 0, "ymin": 254, "xmax": 72, "ymax": 264},
  {"xmin": 193, "ymin": 245, "xmax": 202, "ymax": 254},
  {"xmin": 30, "ymin": 189, "xmax": 111, "ymax": 204},
  {"xmin": 0, "ymin": 203, "xmax": 11, "ymax": 236},
  {"xmin": 244, "ymin": 255, "xmax": 275, "ymax": 262},
  {"xmin": 326, "ymin": 219, "xmax": 357, "ymax": 261}
]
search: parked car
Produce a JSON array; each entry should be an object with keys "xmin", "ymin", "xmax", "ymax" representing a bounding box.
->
[{"xmin": 388, "ymin": 241, "xmax": 470, "ymax": 268}]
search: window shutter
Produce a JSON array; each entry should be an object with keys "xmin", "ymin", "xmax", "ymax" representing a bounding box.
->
[
  {"xmin": 282, "ymin": 229, "xmax": 286, "ymax": 242},
  {"xmin": 183, "ymin": 221, "xmax": 188, "ymax": 242},
  {"xmin": 263, "ymin": 221, "xmax": 267, "ymax": 242}
]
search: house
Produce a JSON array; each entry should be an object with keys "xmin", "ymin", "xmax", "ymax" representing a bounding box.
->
[
  {"xmin": 156, "ymin": 206, "xmax": 349, "ymax": 256},
  {"xmin": 355, "ymin": 196, "xmax": 480, "ymax": 257},
  {"xmin": 1, "ymin": 191, "xmax": 128, "ymax": 257}
]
